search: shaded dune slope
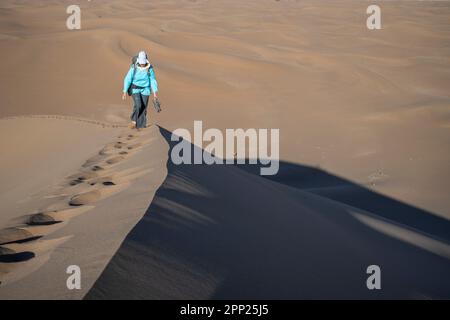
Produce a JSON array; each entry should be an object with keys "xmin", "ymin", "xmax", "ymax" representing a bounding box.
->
[
  {"xmin": 242, "ymin": 163, "xmax": 450, "ymax": 245},
  {"xmin": 86, "ymin": 127, "xmax": 450, "ymax": 299}
]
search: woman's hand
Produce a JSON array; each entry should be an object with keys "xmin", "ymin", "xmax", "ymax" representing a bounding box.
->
[
  {"xmin": 153, "ymin": 92, "xmax": 158, "ymax": 100},
  {"xmin": 122, "ymin": 92, "xmax": 127, "ymax": 100}
]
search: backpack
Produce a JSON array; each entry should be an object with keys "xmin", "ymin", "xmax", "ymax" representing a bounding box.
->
[{"xmin": 126, "ymin": 55, "xmax": 153, "ymax": 96}]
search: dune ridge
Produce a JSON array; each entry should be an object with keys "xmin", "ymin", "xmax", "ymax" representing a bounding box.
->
[{"xmin": 2, "ymin": 115, "xmax": 128, "ymax": 128}]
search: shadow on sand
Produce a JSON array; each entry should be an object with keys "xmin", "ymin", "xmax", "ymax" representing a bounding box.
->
[{"xmin": 86, "ymin": 127, "xmax": 450, "ymax": 299}]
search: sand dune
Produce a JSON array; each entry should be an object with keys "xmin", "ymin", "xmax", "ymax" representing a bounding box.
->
[
  {"xmin": 86, "ymin": 128, "xmax": 450, "ymax": 299},
  {"xmin": 0, "ymin": 0, "xmax": 449, "ymax": 299},
  {"xmin": 1, "ymin": 0, "xmax": 449, "ymax": 217},
  {"xmin": 0, "ymin": 118, "xmax": 167, "ymax": 298}
]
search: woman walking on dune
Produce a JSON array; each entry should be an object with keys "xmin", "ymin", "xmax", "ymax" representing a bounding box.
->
[{"xmin": 122, "ymin": 51, "xmax": 159, "ymax": 129}]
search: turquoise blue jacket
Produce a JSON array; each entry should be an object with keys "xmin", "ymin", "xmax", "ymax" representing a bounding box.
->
[{"xmin": 123, "ymin": 64, "xmax": 158, "ymax": 96}]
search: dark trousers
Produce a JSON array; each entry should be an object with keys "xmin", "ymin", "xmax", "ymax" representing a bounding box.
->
[{"xmin": 131, "ymin": 93, "xmax": 150, "ymax": 128}]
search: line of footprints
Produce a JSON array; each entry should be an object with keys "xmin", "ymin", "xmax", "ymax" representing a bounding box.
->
[{"xmin": 0, "ymin": 129, "xmax": 153, "ymax": 286}]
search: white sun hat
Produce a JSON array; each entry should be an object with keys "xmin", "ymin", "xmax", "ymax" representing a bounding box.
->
[{"xmin": 137, "ymin": 51, "xmax": 149, "ymax": 65}]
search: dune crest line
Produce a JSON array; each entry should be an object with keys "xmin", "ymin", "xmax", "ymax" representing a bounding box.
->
[{"xmin": 0, "ymin": 114, "xmax": 129, "ymax": 129}]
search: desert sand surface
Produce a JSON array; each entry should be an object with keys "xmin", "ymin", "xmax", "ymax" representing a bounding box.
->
[
  {"xmin": 0, "ymin": 0, "xmax": 449, "ymax": 299},
  {"xmin": 0, "ymin": 118, "xmax": 167, "ymax": 298}
]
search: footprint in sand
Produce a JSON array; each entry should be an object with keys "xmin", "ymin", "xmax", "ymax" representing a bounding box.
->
[
  {"xmin": 0, "ymin": 228, "xmax": 42, "ymax": 245},
  {"xmin": 126, "ymin": 134, "xmax": 137, "ymax": 141},
  {"xmin": 127, "ymin": 143, "xmax": 142, "ymax": 150},
  {"xmin": 69, "ymin": 190, "xmax": 101, "ymax": 206},
  {"xmin": 0, "ymin": 127, "xmax": 148, "ymax": 286},
  {"xmin": 99, "ymin": 142, "xmax": 124, "ymax": 155},
  {"xmin": 27, "ymin": 213, "xmax": 61, "ymax": 226},
  {"xmin": 68, "ymin": 171, "xmax": 99, "ymax": 186},
  {"xmin": 0, "ymin": 247, "xmax": 35, "ymax": 263},
  {"xmin": 87, "ymin": 176, "xmax": 117, "ymax": 187},
  {"xmin": 68, "ymin": 172, "xmax": 129, "ymax": 207},
  {"xmin": 105, "ymin": 155, "xmax": 125, "ymax": 165},
  {"xmin": 70, "ymin": 179, "xmax": 83, "ymax": 186},
  {"xmin": 98, "ymin": 148, "xmax": 109, "ymax": 156},
  {"xmin": 82, "ymin": 154, "xmax": 108, "ymax": 168},
  {"xmin": 100, "ymin": 145, "xmax": 128, "ymax": 156},
  {"xmin": 101, "ymin": 137, "xmax": 145, "ymax": 156},
  {"xmin": 118, "ymin": 133, "xmax": 137, "ymax": 139},
  {"xmin": 0, "ymin": 247, "xmax": 14, "ymax": 256},
  {"xmin": 0, "ymin": 206, "xmax": 94, "ymax": 279},
  {"xmin": 114, "ymin": 142, "xmax": 125, "ymax": 149},
  {"xmin": 68, "ymin": 171, "xmax": 99, "ymax": 181}
]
